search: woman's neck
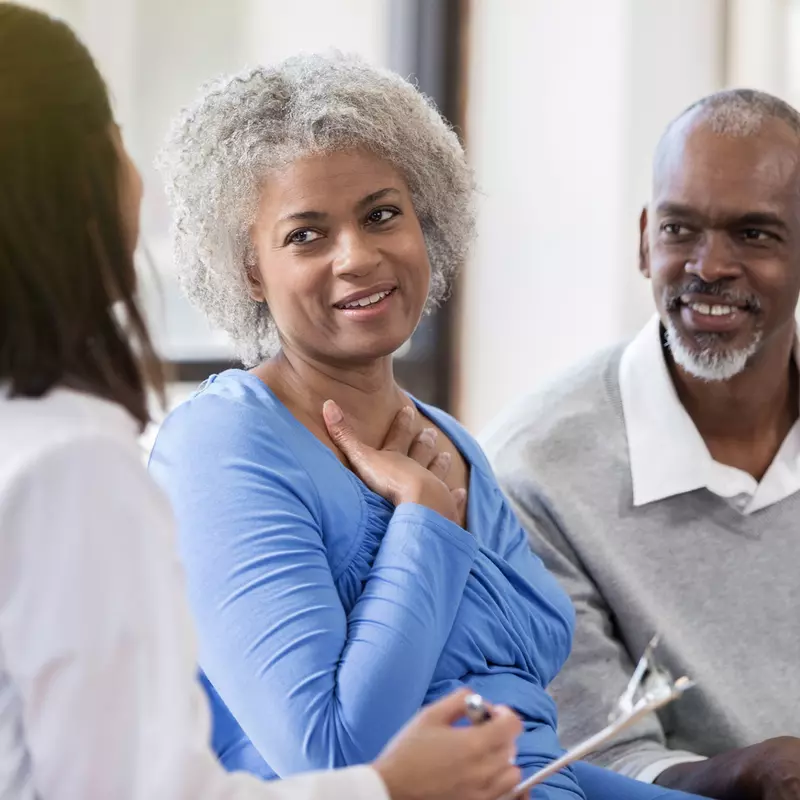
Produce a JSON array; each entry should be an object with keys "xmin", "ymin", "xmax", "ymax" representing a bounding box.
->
[{"xmin": 254, "ymin": 349, "xmax": 408, "ymax": 449}]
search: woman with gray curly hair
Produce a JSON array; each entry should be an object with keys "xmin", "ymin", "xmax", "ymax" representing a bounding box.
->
[{"xmin": 150, "ymin": 54, "xmax": 701, "ymax": 800}]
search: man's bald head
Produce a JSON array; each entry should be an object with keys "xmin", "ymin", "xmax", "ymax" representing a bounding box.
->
[
  {"xmin": 654, "ymin": 89, "xmax": 800, "ymax": 183},
  {"xmin": 681, "ymin": 88, "xmax": 800, "ymax": 137}
]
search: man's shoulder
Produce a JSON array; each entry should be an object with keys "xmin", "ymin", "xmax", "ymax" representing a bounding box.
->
[{"xmin": 481, "ymin": 344, "xmax": 626, "ymax": 473}]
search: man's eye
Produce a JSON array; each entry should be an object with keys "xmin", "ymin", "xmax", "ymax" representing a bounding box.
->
[
  {"xmin": 662, "ymin": 223, "xmax": 690, "ymax": 236},
  {"xmin": 741, "ymin": 228, "xmax": 770, "ymax": 242}
]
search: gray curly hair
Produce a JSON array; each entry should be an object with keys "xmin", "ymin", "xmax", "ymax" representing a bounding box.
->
[{"xmin": 157, "ymin": 52, "xmax": 475, "ymax": 365}]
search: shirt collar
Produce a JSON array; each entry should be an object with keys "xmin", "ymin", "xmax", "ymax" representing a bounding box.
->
[
  {"xmin": 619, "ymin": 315, "xmax": 800, "ymax": 509},
  {"xmin": 620, "ymin": 316, "xmax": 713, "ymax": 506}
]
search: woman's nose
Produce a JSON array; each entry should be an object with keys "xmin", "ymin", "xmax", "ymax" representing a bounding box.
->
[{"xmin": 331, "ymin": 229, "xmax": 380, "ymax": 278}]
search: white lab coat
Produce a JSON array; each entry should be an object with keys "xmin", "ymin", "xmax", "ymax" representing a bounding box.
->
[{"xmin": 0, "ymin": 387, "xmax": 387, "ymax": 800}]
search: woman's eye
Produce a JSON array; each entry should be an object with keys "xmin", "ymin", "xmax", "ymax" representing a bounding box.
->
[
  {"xmin": 287, "ymin": 229, "xmax": 323, "ymax": 245},
  {"xmin": 366, "ymin": 207, "xmax": 398, "ymax": 225}
]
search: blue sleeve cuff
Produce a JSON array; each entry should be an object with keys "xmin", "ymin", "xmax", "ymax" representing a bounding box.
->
[{"xmin": 391, "ymin": 502, "xmax": 479, "ymax": 559}]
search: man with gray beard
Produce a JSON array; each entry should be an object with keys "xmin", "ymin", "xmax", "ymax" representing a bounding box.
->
[{"xmin": 484, "ymin": 89, "xmax": 800, "ymax": 800}]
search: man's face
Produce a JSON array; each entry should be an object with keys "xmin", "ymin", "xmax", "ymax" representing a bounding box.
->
[{"xmin": 641, "ymin": 115, "xmax": 800, "ymax": 381}]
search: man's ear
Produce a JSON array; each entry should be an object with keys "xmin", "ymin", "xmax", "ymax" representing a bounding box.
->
[{"xmin": 638, "ymin": 206, "xmax": 651, "ymax": 279}]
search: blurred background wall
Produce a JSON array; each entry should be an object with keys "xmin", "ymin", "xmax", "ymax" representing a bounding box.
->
[{"xmin": 22, "ymin": 0, "xmax": 800, "ymax": 432}]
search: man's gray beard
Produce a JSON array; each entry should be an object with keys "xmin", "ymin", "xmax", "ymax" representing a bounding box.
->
[{"xmin": 664, "ymin": 318, "xmax": 762, "ymax": 382}]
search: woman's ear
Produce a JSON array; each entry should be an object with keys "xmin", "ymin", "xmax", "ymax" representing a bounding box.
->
[{"xmin": 244, "ymin": 247, "xmax": 266, "ymax": 302}]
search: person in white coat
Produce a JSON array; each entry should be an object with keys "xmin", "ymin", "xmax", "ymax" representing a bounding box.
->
[{"xmin": 0, "ymin": 4, "xmax": 526, "ymax": 799}]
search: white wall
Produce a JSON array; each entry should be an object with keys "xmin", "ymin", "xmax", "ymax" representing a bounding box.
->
[
  {"xmin": 244, "ymin": 0, "xmax": 389, "ymax": 67},
  {"xmin": 459, "ymin": 0, "xmax": 726, "ymax": 431},
  {"xmin": 727, "ymin": 0, "xmax": 788, "ymax": 96}
]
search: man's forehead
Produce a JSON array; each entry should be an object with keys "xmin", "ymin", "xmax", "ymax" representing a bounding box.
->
[{"xmin": 653, "ymin": 116, "xmax": 800, "ymax": 207}]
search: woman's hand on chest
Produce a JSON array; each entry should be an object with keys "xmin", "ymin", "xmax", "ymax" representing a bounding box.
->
[{"xmin": 323, "ymin": 400, "xmax": 468, "ymax": 527}]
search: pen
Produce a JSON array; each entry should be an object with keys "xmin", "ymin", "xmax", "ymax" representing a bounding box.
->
[{"xmin": 464, "ymin": 693, "xmax": 492, "ymax": 725}]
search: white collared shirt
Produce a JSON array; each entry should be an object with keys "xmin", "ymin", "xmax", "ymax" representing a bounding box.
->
[
  {"xmin": 619, "ymin": 315, "xmax": 800, "ymax": 515},
  {"xmin": 0, "ymin": 388, "xmax": 387, "ymax": 800}
]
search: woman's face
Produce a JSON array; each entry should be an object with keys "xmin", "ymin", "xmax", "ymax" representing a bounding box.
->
[{"xmin": 248, "ymin": 150, "xmax": 431, "ymax": 365}]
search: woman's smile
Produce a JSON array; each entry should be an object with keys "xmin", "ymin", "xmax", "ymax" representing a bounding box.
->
[{"xmin": 334, "ymin": 285, "xmax": 398, "ymax": 319}]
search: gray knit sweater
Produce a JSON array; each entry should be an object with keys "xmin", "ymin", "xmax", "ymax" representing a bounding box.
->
[{"xmin": 483, "ymin": 345, "xmax": 800, "ymax": 780}]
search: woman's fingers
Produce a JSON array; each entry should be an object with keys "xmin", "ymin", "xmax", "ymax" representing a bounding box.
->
[
  {"xmin": 408, "ymin": 427, "xmax": 438, "ymax": 466},
  {"xmin": 452, "ymin": 487, "xmax": 468, "ymax": 524},
  {"xmin": 323, "ymin": 400, "xmax": 372, "ymax": 472},
  {"xmin": 464, "ymin": 707, "xmax": 523, "ymax": 800},
  {"xmin": 381, "ymin": 405, "xmax": 417, "ymax": 453},
  {"xmin": 481, "ymin": 764, "xmax": 524, "ymax": 800},
  {"xmin": 324, "ymin": 401, "xmax": 466, "ymax": 523},
  {"xmin": 428, "ymin": 450, "xmax": 452, "ymax": 481}
]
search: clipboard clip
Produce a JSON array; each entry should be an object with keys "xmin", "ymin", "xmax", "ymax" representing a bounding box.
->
[{"xmin": 502, "ymin": 634, "xmax": 694, "ymax": 799}]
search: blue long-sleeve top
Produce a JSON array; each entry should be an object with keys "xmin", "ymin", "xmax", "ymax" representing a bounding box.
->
[{"xmin": 150, "ymin": 370, "xmax": 700, "ymax": 800}]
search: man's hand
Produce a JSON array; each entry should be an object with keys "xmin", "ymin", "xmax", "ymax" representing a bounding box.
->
[{"xmin": 656, "ymin": 737, "xmax": 800, "ymax": 799}]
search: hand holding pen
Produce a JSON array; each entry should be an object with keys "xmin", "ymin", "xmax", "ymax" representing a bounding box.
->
[
  {"xmin": 464, "ymin": 694, "xmax": 530, "ymax": 800},
  {"xmin": 374, "ymin": 688, "xmax": 524, "ymax": 800}
]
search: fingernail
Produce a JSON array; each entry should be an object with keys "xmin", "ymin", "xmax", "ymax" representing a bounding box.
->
[
  {"xmin": 437, "ymin": 451, "xmax": 451, "ymax": 465},
  {"xmin": 323, "ymin": 400, "xmax": 342, "ymax": 424},
  {"xmin": 420, "ymin": 427, "xmax": 437, "ymax": 445},
  {"xmin": 401, "ymin": 405, "xmax": 415, "ymax": 421}
]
